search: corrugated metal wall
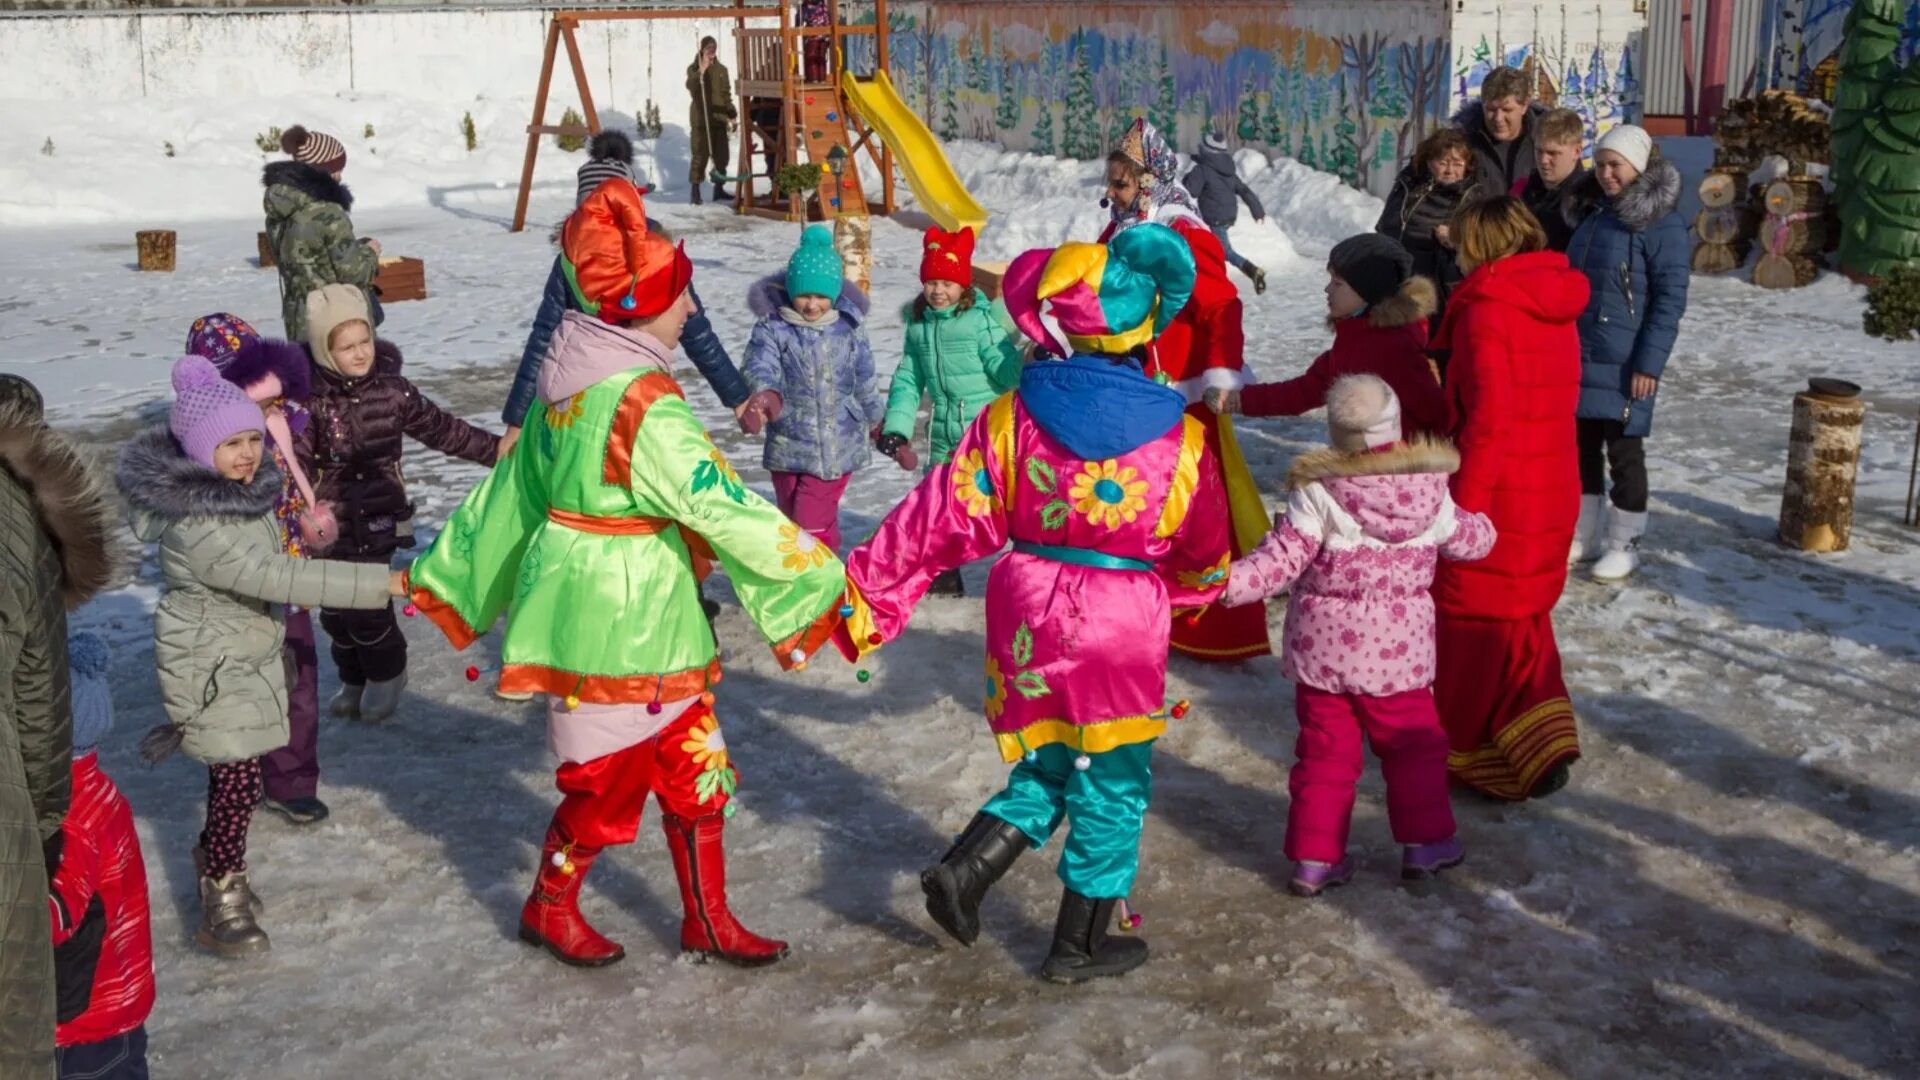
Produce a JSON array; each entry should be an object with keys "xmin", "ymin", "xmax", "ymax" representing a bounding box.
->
[{"xmin": 1645, "ymin": 0, "xmax": 1775, "ymax": 117}]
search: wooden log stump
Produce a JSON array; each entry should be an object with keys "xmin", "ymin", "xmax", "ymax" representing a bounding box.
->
[
  {"xmin": 371, "ymin": 257, "xmax": 427, "ymax": 303},
  {"xmin": 1691, "ymin": 240, "xmax": 1750, "ymax": 273},
  {"xmin": 1754, "ymin": 252, "xmax": 1820, "ymax": 288},
  {"xmin": 1761, "ymin": 214, "xmax": 1830, "ymax": 256},
  {"xmin": 1695, "ymin": 207, "xmax": 1752, "ymax": 245},
  {"xmin": 1764, "ymin": 178, "xmax": 1827, "ymax": 216},
  {"xmin": 1778, "ymin": 381, "xmax": 1866, "ymax": 552},
  {"xmin": 136, "ymin": 230, "xmax": 176, "ymax": 272},
  {"xmin": 832, "ymin": 213, "xmax": 872, "ymax": 297},
  {"xmin": 1699, "ymin": 169, "xmax": 1745, "ymax": 209},
  {"xmin": 257, "ymin": 231, "xmax": 276, "ymax": 268}
]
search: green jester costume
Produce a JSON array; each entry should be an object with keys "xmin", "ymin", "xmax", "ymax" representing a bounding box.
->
[{"xmin": 406, "ymin": 185, "xmax": 848, "ymax": 968}]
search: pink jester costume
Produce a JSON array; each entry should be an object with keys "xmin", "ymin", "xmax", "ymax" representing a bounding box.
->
[{"xmin": 838, "ymin": 223, "xmax": 1232, "ymax": 982}]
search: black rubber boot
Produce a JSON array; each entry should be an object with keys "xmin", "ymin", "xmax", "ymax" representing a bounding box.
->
[
  {"xmin": 1040, "ymin": 888, "xmax": 1148, "ymax": 983},
  {"xmin": 929, "ymin": 568, "xmax": 964, "ymax": 598},
  {"xmin": 919, "ymin": 813, "xmax": 1028, "ymax": 946},
  {"xmin": 712, "ymin": 182, "xmax": 733, "ymax": 202},
  {"xmin": 690, "ymin": 185, "xmax": 704, "ymax": 206}
]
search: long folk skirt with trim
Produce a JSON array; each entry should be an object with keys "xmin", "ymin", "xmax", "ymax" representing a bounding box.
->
[{"xmin": 1434, "ymin": 610, "xmax": 1581, "ymax": 800}]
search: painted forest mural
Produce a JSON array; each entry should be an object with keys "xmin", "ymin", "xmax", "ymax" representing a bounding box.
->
[{"xmin": 844, "ymin": 2, "xmax": 1646, "ymax": 196}]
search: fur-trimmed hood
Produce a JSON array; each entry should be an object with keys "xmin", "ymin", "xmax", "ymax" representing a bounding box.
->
[
  {"xmin": 262, "ymin": 159, "xmax": 353, "ymax": 213},
  {"xmin": 1288, "ymin": 438, "xmax": 1461, "ymax": 544},
  {"xmin": 0, "ymin": 396, "xmax": 119, "ymax": 608},
  {"xmin": 220, "ymin": 337, "xmax": 312, "ymax": 403},
  {"xmin": 747, "ymin": 273, "xmax": 870, "ymax": 325},
  {"xmin": 1345, "ymin": 275, "xmax": 1436, "ymax": 331},
  {"xmin": 1563, "ymin": 156, "xmax": 1682, "ymax": 233},
  {"xmin": 117, "ymin": 425, "xmax": 283, "ymax": 541}
]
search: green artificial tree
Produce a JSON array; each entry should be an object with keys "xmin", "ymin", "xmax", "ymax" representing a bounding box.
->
[
  {"xmin": 1235, "ymin": 72, "xmax": 1261, "ymax": 142},
  {"xmin": 1832, "ymin": 0, "xmax": 1920, "ymax": 279}
]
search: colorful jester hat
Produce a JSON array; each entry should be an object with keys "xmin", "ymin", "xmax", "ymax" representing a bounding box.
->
[
  {"xmin": 1001, "ymin": 221, "xmax": 1197, "ymax": 358},
  {"xmin": 561, "ymin": 175, "xmax": 693, "ymax": 322}
]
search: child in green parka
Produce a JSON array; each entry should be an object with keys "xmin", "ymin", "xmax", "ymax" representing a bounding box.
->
[{"xmin": 875, "ymin": 225, "xmax": 1023, "ymax": 596}]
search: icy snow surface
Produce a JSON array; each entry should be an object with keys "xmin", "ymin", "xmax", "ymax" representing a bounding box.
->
[{"xmin": 3, "ymin": 127, "xmax": 1917, "ymax": 1078}]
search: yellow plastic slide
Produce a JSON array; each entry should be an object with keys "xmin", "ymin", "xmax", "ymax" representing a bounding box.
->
[{"xmin": 841, "ymin": 69, "xmax": 990, "ymax": 235}]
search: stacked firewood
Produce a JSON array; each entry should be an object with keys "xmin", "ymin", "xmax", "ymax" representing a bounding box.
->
[
  {"xmin": 1691, "ymin": 167, "xmax": 1760, "ymax": 273},
  {"xmin": 1714, "ymin": 90, "xmax": 1831, "ymax": 173},
  {"xmin": 1753, "ymin": 177, "xmax": 1835, "ymax": 289}
]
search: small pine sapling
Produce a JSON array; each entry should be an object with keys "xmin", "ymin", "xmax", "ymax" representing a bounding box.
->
[
  {"xmin": 255, "ymin": 126, "xmax": 282, "ymax": 155},
  {"xmin": 555, "ymin": 107, "xmax": 586, "ymax": 152},
  {"xmin": 164, "ymin": 141, "xmax": 175, "ymax": 158},
  {"xmin": 1863, "ymin": 264, "xmax": 1920, "ymax": 342},
  {"xmin": 364, "ymin": 123, "xmax": 376, "ymax": 139},
  {"xmin": 461, "ymin": 112, "xmax": 477, "ymax": 152},
  {"xmin": 40, "ymin": 137, "xmax": 53, "ymax": 156}
]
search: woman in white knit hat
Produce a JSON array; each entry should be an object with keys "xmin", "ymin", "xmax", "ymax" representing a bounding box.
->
[{"xmin": 1560, "ymin": 123, "xmax": 1690, "ymax": 582}]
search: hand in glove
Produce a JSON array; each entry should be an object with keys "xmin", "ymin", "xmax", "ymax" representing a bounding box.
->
[
  {"xmin": 1202, "ymin": 387, "xmax": 1241, "ymax": 415},
  {"xmin": 876, "ymin": 432, "xmax": 918, "ymax": 472},
  {"xmin": 736, "ymin": 389, "xmax": 784, "ymax": 435}
]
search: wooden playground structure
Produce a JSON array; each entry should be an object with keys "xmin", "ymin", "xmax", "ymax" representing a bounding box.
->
[{"xmin": 510, "ymin": 1, "xmax": 895, "ymax": 233}]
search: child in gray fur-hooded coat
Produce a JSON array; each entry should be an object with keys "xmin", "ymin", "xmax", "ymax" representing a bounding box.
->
[{"xmin": 116, "ymin": 356, "xmax": 404, "ymax": 958}]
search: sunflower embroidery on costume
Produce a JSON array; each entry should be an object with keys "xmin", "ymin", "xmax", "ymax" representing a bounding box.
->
[
  {"xmin": 983, "ymin": 655, "xmax": 1008, "ymax": 722},
  {"xmin": 1176, "ymin": 553, "xmax": 1231, "ymax": 591},
  {"xmin": 545, "ymin": 393, "xmax": 587, "ymax": 429},
  {"xmin": 778, "ymin": 521, "xmax": 834, "ymax": 573},
  {"xmin": 683, "ymin": 712, "xmax": 739, "ymax": 805},
  {"xmin": 951, "ymin": 448, "xmax": 1000, "ymax": 517},
  {"xmin": 1069, "ymin": 460, "xmax": 1149, "ymax": 528}
]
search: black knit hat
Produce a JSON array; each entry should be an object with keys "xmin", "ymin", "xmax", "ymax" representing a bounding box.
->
[
  {"xmin": 576, "ymin": 130, "xmax": 639, "ymax": 206},
  {"xmin": 1328, "ymin": 233, "xmax": 1414, "ymax": 305}
]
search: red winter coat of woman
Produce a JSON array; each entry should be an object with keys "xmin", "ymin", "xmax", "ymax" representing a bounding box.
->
[
  {"xmin": 1430, "ymin": 250, "xmax": 1589, "ymax": 619},
  {"xmin": 1238, "ymin": 275, "xmax": 1450, "ymax": 440}
]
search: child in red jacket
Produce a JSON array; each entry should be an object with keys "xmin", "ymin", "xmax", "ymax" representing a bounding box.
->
[
  {"xmin": 1205, "ymin": 234, "xmax": 1450, "ymax": 441},
  {"xmin": 49, "ymin": 632, "xmax": 154, "ymax": 1080}
]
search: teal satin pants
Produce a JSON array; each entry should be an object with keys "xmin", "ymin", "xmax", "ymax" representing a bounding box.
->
[{"xmin": 979, "ymin": 740, "xmax": 1154, "ymax": 899}]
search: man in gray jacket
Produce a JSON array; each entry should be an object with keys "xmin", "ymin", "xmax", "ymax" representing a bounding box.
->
[
  {"xmin": 0, "ymin": 375, "xmax": 116, "ymax": 1076},
  {"xmin": 1184, "ymin": 130, "xmax": 1268, "ymax": 294}
]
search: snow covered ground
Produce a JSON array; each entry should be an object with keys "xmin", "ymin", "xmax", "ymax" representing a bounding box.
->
[{"xmin": 4, "ymin": 131, "xmax": 1918, "ymax": 1079}]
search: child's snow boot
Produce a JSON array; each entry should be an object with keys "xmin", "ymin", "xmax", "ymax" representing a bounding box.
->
[
  {"xmin": 1568, "ymin": 495, "xmax": 1605, "ymax": 565},
  {"xmin": 328, "ymin": 682, "xmax": 364, "ymax": 719},
  {"xmin": 1590, "ymin": 510, "xmax": 1647, "ymax": 582},
  {"xmin": 1401, "ymin": 837, "xmax": 1465, "ymax": 881},
  {"xmin": 1288, "ymin": 858, "xmax": 1355, "ymax": 898},
  {"xmin": 195, "ymin": 872, "xmax": 270, "ymax": 958},
  {"xmin": 929, "ymin": 568, "xmax": 965, "ymax": 598},
  {"xmin": 1039, "ymin": 888, "xmax": 1148, "ymax": 983},
  {"xmin": 358, "ymin": 671, "xmax": 408, "ymax": 722},
  {"xmin": 920, "ymin": 812, "xmax": 1027, "ymax": 946},
  {"xmin": 193, "ymin": 844, "xmax": 263, "ymax": 914},
  {"xmin": 261, "ymin": 794, "xmax": 330, "ymax": 826},
  {"xmin": 518, "ymin": 826, "xmax": 625, "ymax": 967},
  {"xmin": 663, "ymin": 812, "xmax": 788, "ymax": 966}
]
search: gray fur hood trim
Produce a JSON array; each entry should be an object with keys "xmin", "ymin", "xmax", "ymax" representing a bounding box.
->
[
  {"xmin": 117, "ymin": 425, "xmax": 283, "ymax": 524},
  {"xmin": 1565, "ymin": 157, "xmax": 1682, "ymax": 233},
  {"xmin": 747, "ymin": 274, "xmax": 870, "ymax": 324}
]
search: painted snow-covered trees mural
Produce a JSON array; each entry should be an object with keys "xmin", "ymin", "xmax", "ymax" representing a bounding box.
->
[{"xmin": 858, "ymin": 1, "xmax": 1640, "ymax": 197}]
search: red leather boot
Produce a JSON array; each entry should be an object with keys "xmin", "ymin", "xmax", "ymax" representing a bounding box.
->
[
  {"xmin": 519, "ymin": 825, "xmax": 625, "ymax": 967},
  {"xmin": 662, "ymin": 812, "xmax": 788, "ymax": 966}
]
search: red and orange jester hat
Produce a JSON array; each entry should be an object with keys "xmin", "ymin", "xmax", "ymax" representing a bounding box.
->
[
  {"xmin": 561, "ymin": 176, "xmax": 693, "ymax": 321},
  {"xmin": 1001, "ymin": 221, "xmax": 1196, "ymax": 359}
]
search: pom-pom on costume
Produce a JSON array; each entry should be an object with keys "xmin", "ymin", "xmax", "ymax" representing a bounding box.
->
[
  {"xmin": 405, "ymin": 179, "xmax": 847, "ymax": 968},
  {"xmin": 1100, "ymin": 117, "xmax": 1271, "ymax": 663},
  {"xmin": 839, "ymin": 223, "xmax": 1233, "ymax": 983}
]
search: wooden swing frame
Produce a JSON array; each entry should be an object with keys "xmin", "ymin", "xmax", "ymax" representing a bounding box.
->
[{"xmin": 510, "ymin": 1, "xmax": 893, "ymax": 232}]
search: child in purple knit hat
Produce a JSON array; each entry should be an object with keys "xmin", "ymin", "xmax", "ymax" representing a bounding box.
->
[{"xmin": 186, "ymin": 313, "xmax": 335, "ymax": 825}]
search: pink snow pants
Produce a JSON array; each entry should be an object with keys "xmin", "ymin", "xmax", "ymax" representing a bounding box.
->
[
  {"xmin": 1287, "ymin": 684, "xmax": 1456, "ymax": 864},
  {"xmin": 771, "ymin": 470, "xmax": 851, "ymax": 552}
]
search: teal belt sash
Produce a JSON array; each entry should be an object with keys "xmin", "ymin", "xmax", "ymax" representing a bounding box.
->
[{"xmin": 1012, "ymin": 540, "xmax": 1152, "ymax": 572}]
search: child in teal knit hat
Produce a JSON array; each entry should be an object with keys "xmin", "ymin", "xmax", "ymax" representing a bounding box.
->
[{"xmin": 741, "ymin": 225, "xmax": 884, "ymax": 551}]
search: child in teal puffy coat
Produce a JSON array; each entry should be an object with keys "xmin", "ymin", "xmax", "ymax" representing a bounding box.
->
[{"xmin": 876, "ymin": 226, "xmax": 1023, "ymax": 596}]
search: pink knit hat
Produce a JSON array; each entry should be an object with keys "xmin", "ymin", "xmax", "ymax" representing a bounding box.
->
[{"xmin": 169, "ymin": 356, "xmax": 264, "ymax": 469}]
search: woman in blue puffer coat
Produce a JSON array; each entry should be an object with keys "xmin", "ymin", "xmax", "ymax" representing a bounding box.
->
[{"xmin": 1561, "ymin": 124, "xmax": 1689, "ymax": 583}]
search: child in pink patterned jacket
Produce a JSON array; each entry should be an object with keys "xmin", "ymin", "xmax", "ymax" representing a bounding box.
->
[{"xmin": 1222, "ymin": 374, "xmax": 1494, "ymax": 897}]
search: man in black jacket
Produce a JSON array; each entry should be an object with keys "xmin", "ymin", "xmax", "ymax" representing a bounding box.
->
[
  {"xmin": 1453, "ymin": 66, "xmax": 1550, "ymax": 195},
  {"xmin": 1518, "ymin": 108, "xmax": 1590, "ymax": 251}
]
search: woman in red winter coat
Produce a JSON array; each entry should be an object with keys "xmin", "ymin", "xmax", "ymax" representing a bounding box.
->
[
  {"xmin": 1204, "ymin": 234, "xmax": 1449, "ymax": 440},
  {"xmin": 1430, "ymin": 197, "xmax": 1590, "ymax": 801}
]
